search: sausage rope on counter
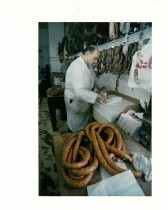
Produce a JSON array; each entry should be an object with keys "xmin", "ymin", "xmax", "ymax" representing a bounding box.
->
[{"xmin": 61, "ymin": 122, "xmax": 142, "ymax": 188}]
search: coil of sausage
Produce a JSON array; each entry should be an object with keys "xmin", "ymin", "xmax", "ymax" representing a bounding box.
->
[{"xmin": 61, "ymin": 122, "xmax": 142, "ymax": 188}]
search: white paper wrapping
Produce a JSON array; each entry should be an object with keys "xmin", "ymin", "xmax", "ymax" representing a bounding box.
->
[
  {"xmin": 87, "ymin": 170, "xmax": 145, "ymax": 196},
  {"xmin": 93, "ymin": 95, "xmax": 135, "ymax": 122}
]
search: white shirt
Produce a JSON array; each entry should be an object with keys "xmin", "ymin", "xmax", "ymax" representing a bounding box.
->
[{"xmin": 65, "ymin": 56, "xmax": 98, "ymax": 104}]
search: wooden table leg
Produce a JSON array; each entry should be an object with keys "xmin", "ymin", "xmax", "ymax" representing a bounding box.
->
[
  {"xmin": 60, "ymin": 105, "xmax": 67, "ymax": 121},
  {"xmin": 48, "ymin": 99, "xmax": 58, "ymax": 131}
]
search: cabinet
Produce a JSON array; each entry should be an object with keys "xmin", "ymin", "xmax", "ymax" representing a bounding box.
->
[{"xmin": 47, "ymin": 93, "xmax": 66, "ymax": 131}]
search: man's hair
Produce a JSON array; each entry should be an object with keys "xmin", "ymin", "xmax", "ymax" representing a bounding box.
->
[{"xmin": 82, "ymin": 45, "xmax": 98, "ymax": 55}]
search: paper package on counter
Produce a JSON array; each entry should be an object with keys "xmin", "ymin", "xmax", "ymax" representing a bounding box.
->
[
  {"xmin": 104, "ymin": 95, "xmax": 123, "ymax": 104},
  {"xmin": 87, "ymin": 170, "xmax": 145, "ymax": 196},
  {"xmin": 94, "ymin": 95, "xmax": 135, "ymax": 122},
  {"xmin": 117, "ymin": 110, "xmax": 143, "ymax": 136},
  {"xmin": 132, "ymin": 152, "xmax": 152, "ymax": 182}
]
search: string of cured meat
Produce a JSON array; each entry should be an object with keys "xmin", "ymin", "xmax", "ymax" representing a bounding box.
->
[{"xmin": 61, "ymin": 122, "xmax": 142, "ymax": 188}]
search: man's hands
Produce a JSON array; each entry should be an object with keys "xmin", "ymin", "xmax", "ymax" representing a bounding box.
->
[
  {"xmin": 97, "ymin": 87, "xmax": 107, "ymax": 103},
  {"xmin": 97, "ymin": 93, "xmax": 107, "ymax": 103}
]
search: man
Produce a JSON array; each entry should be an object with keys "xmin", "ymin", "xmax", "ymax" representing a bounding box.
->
[{"xmin": 64, "ymin": 45, "xmax": 106, "ymax": 132}]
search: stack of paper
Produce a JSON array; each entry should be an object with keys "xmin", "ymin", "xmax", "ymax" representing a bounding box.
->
[
  {"xmin": 93, "ymin": 95, "xmax": 135, "ymax": 122},
  {"xmin": 87, "ymin": 170, "xmax": 144, "ymax": 196},
  {"xmin": 105, "ymin": 95, "xmax": 123, "ymax": 104}
]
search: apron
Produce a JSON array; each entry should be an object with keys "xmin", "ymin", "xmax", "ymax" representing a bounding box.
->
[
  {"xmin": 64, "ymin": 57, "xmax": 97, "ymax": 132},
  {"xmin": 65, "ymin": 97, "xmax": 92, "ymax": 132}
]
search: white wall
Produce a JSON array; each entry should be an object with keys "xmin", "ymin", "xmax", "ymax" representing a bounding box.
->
[
  {"xmin": 97, "ymin": 72, "xmax": 151, "ymax": 104},
  {"xmin": 97, "ymin": 72, "xmax": 118, "ymax": 91},
  {"xmin": 48, "ymin": 22, "xmax": 64, "ymax": 72},
  {"xmin": 118, "ymin": 73, "xmax": 151, "ymax": 103}
]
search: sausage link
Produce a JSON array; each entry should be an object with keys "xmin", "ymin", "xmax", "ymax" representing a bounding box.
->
[
  {"xmin": 70, "ymin": 153, "xmax": 99, "ymax": 176},
  {"xmin": 62, "ymin": 138, "xmax": 91, "ymax": 169},
  {"xmin": 104, "ymin": 142, "xmax": 132, "ymax": 162},
  {"xmin": 64, "ymin": 147, "xmax": 90, "ymax": 169},
  {"xmin": 67, "ymin": 147, "xmax": 73, "ymax": 163},
  {"xmin": 96, "ymin": 131, "xmax": 125, "ymax": 173},
  {"xmin": 62, "ymin": 167, "xmax": 94, "ymax": 188},
  {"xmin": 97, "ymin": 131, "xmax": 142, "ymax": 177},
  {"xmin": 111, "ymin": 136, "xmax": 117, "ymax": 147},
  {"xmin": 72, "ymin": 130, "xmax": 85, "ymax": 162},
  {"xmin": 99, "ymin": 124, "xmax": 123, "ymax": 150},
  {"xmin": 65, "ymin": 133, "xmax": 78, "ymax": 145},
  {"xmin": 62, "ymin": 135, "xmax": 78, "ymax": 165},
  {"xmin": 85, "ymin": 122, "xmax": 100, "ymax": 141},
  {"xmin": 101, "ymin": 127, "xmax": 130, "ymax": 160},
  {"xmin": 90, "ymin": 124, "xmax": 119, "ymax": 176},
  {"xmin": 67, "ymin": 170, "xmax": 85, "ymax": 180},
  {"xmin": 121, "ymin": 141, "xmax": 126, "ymax": 153},
  {"xmin": 103, "ymin": 127, "xmax": 114, "ymax": 144}
]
